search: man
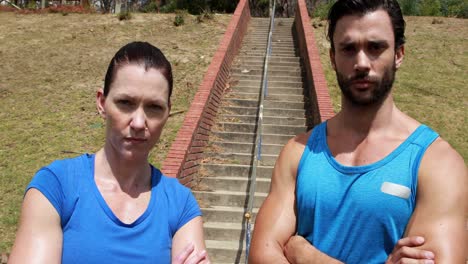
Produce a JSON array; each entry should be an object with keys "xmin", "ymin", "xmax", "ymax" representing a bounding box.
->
[{"xmin": 249, "ymin": 0, "xmax": 467, "ymax": 263}]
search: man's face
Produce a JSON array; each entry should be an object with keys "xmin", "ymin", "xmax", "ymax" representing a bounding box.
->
[{"xmin": 330, "ymin": 9, "xmax": 404, "ymax": 106}]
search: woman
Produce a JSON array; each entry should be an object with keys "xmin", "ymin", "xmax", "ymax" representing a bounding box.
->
[{"xmin": 9, "ymin": 42, "xmax": 209, "ymax": 264}]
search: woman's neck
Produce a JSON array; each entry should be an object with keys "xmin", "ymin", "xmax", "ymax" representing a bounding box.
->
[{"xmin": 95, "ymin": 146, "xmax": 151, "ymax": 194}]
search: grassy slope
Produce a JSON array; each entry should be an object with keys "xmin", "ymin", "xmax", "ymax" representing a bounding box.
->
[
  {"xmin": 0, "ymin": 12, "xmax": 231, "ymax": 251},
  {"xmin": 312, "ymin": 16, "xmax": 467, "ymax": 161}
]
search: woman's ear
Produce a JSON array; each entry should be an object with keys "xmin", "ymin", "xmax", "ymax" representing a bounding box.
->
[{"xmin": 96, "ymin": 89, "xmax": 106, "ymax": 118}]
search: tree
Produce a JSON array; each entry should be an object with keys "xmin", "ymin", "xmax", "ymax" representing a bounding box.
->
[{"xmin": 398, "ymin": 0, "xmax": 420, "ymax": 15}]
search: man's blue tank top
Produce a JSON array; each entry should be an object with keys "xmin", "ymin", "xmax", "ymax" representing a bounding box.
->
[{"xmin": 296, "ymin": 122, "xmax": 438, "ymax": 263}]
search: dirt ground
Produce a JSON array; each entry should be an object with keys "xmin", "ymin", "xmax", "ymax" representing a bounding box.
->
[{"xmin": 0, "ymin": 11, "xmax": 231, "ymax": 252}]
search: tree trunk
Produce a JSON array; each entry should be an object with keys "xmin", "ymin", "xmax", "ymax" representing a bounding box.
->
[
  {"xmin": 115, "ymin": 0, "xmax": 121, "ymax": 13},
  {"xmin": 81, "ymin": 0, "xmax": 90, "ymax": 8}
]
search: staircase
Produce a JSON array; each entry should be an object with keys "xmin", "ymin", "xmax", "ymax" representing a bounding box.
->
[{"xmin": 193, "ymin": 17, "xmax": 310, "ymax": 263}]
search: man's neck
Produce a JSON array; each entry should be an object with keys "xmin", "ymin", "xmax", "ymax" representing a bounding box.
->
[{"xmin": 336, "ymin": 94, "xmax": 396, "ymax": 136}]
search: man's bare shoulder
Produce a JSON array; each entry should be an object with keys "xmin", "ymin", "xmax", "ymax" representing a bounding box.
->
[
  {"xmin": 283, "ymin": 129, "xmax": 312, "ymax": 153},
  {"xmin": 419, "ymin": 137, "xmax": 467, "ymax": 191},
  {"xmin": 272, "ymin": 129, "xmax": 314, "ymax": 182},
  {"xmin": 422, "ymin": 137, "xmax": 466, "ymax": 172}
]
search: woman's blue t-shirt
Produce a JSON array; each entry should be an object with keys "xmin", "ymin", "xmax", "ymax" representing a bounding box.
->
[{"xmin": 27, "ymin": 153, "xmax": 201, "ymax": 264}]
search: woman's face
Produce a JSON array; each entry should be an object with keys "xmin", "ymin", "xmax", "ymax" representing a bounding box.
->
[{"xmin": 97, "ymin": 64, "xmax": 171, "ymax": 161}]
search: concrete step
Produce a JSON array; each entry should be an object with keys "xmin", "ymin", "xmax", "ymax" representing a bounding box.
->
[
  {"xmin": 232, "ymin": 64, "xmax": 301, "ymax": 72},
  {"xmin": 211, "ymin": 131, "xmax": 292, "ymax": 145},
  {"xmin": 230, "ymin": 71, "xmax": 302, "ymax": 80},
  {"xmin": 231, "ymin": 73, "xmax": 302, "ymax": 82},
  {"xmin": 239, "ymin": 45, "xmax": 296, "ymax": 51},
  {"xmin": 203, "ymin": 152, "xmax": 278, "ymax": 166},
  {"xmin": 215, "ymin": 122, "xmax": 305, "ymax": 135},
  {"xmin": 204, "ymin": 221, "xmax": 247, "ymax": 241},
  {"xmin": 231, "ymin": 67, "xmax": 302, "ymax": 76},
  {"xmin": 218, "ymin": 114, "xmax": 306, "ymax": 126},
  {"xmin": 194, "ymin": 190, "xmax": 267, "ymax": 208},
  {"xmin": 239, "ymin": 49, "xmax": 298, "ymax": 57},
  {"xmin": 243, "ymin": 42, "xmax": 295, "ymax": 48},
  {"xmin": 208, "ymin": 141, "xmax": 284, "ymax": 155},
  {"xmin": 228, "ymin": 86, "xmax": 304, "ymax": 95},
  {"xmin": 224, "ymin": 98, "xmax": 305, "ymax": 110},
  {"xmin": 236, "ymin": 55, "xmax": 299, "ymax": 63},
  {"xmin": 206, "ymin": 239, "xmax": 246, "ymax": 263},
  {"xmin": 201, "ymin": 206, "xmax": 258, "ymax": 223},
  {"xmin": 239, "ymin": 46, "xmax": 300, "ymax": 57},
  {"xmin": 243, "ymin": 39, "xmax": 294, "ymax": 45},
  {"xmin": 220, "ymin": 106, "xmax": 306, "ymax": 118},
  {"xmin": 200, "ymin": 163, "xmax": 273, "ymax": 178},
  {"xmin": 234, "ymin": 60, "xmax": 300, "ymax": 68},
  {"xmin": 225, "ymin": 91, "xmax": 305, "ymax": 102},
  {"xmin": 236, "ymin": 80, "xmax": 302, "ymax": 88},
  {"xmin": 199, "ymin": 176, "xmax": 271, "ymax": 193}
]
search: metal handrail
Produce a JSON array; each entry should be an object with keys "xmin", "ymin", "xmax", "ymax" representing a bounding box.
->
[{"xmin": 244, "ymin": 1, "xmax": 276, "ymax": 262}]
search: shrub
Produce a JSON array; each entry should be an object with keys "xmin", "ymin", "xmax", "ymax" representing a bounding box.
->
[
  {"xmin": 117, "ymin": 10, "xmax": 132, "ymax": 20},
  {"xmin": 419, "ymin": 0, "xmax": 442, "ymax": 16},
  {"xmin": 196, "ymin": 8, "xmax": 214, "ymax": 23},
  {"xmin": 398, "ymin": 0, "xmax": 420, "ymax": 15},
  {"xmin": 140, "ymin": 1, "xmax": 159, "ymax": 13},
  {"xmin": 26, "ymin": 0, "xmax": 37, "ymax": 9},
  {"xmin": 174, "ymin": 14, "xmax": 184, "ymax": 26},
  {"xmin": 160, "ymin": 0, "xmax": 177, "ymax": 13},
  {"xmin": 174, "ymin": 10, "xmax": 187, "ymax": 26},
  {"xmin": 444, "ymin": 0, "xmax": 468, "ymax": 18}
]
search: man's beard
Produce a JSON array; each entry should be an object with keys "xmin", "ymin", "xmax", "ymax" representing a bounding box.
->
[{"xmin": 336, "ymin": 62, "xmax": 396, "ymax": 106}]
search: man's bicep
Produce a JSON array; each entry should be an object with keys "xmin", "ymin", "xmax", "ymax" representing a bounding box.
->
[
  {"xmin": 405, "ymin": 141, "xmax": 467, "ymax": 263},
  {"xmin": 249, "ymin": 183, "xmax": 297, "ymax": 263},
  {"xmin": 249, "ymin": 137, "xmax": 304, "ymax": 263}
]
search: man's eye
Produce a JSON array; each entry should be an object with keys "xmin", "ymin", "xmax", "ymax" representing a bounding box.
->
[
  {"xmin": 148, "ymin": 104, "xmax": 163, "ymax": 111},
  {"xmin": 369, "ymin": 44, "xmax": 382, "ymax": 51},
  {"xmin": 342, "ymin": 45, "xmax": 356, "ymax": 53},
  {"xmin": 117, "ymin": 99, "xmax": 131, "ymax": 105}
]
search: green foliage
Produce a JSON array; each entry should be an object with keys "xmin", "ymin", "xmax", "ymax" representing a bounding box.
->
[
  {"xmin": 157, "ymin": 0, "xmax": 237, "ymax": 15},
  {"xmin": 196, "ymin": 8, "xmax": 215, "ymax": 23},
  {"xmin": 160, "ymin": 0, "xmax": 177, "ymax": 13},
  {"xmin": 208, "ymin": 0, "xmax": 238, "ymax": 13},
  {"xmin": 420, "ymin": 0, "xmax": 442, "ymax": 16},
  {"xmin": 443, "ymin": 0, "xmax": 468, "ymax": 18},
  {"xmin": 140, "ymin": 1, "xmax": 159, "ymax": 13},
  {"xmin": 174, "ymin": 10, "xmax": 186, "ymax": 26},
  {"xmin": 312, "ymin": 0, "xmax": 336, "ymax": 20},
  {"xmin": 398, "ymin": 0, "xmax": 420, "ymax": 15},
  {"xmin": 160, "ymin": 0, "xmax": 210, "ymax": 15},
  {"xmin": 26, "ymin": 0, "xmax": 36, "ymax": 9}
]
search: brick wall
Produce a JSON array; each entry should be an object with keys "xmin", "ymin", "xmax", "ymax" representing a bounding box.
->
[
  {"xmin": 294, "ymin": 0, "xmax": 334, "ymax": 126},
  {"xmin": 160, "ymin": 0, "xmax": 251, "ymax": 187}
]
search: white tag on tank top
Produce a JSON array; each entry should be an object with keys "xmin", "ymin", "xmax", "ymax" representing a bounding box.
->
[{"xmin": 381, "ymin": 182, "xmax": 411, "ymax": 199}]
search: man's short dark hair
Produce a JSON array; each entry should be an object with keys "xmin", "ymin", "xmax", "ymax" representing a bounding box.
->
[{"xmin": 327, "ymin": 0, "xmax": 406, "ymax": 51}]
